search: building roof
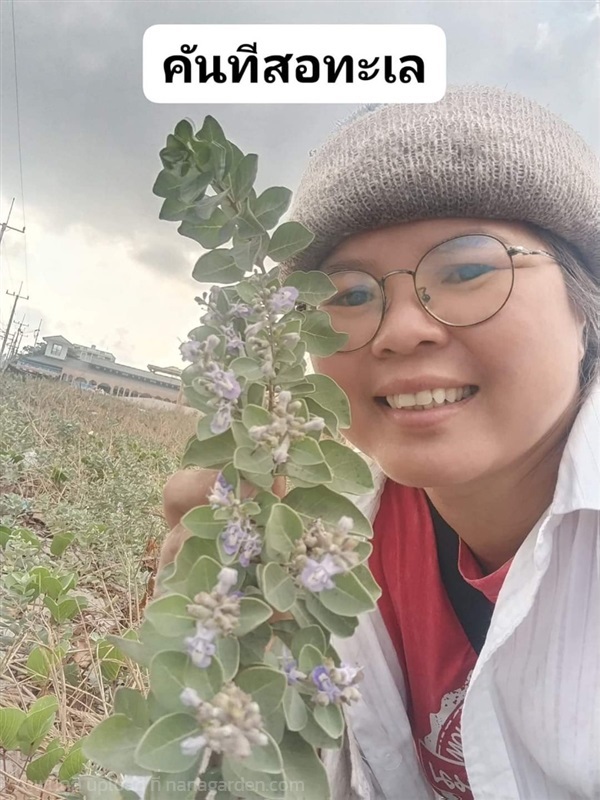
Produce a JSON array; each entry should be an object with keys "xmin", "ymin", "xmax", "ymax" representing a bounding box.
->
[{"xmin": 43, "ymin": 335, "xmax": 72, "ymax": 346}]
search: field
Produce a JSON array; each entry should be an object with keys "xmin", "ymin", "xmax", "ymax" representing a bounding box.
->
[{"xmin": 0, "ymin": 375, "xmax": 197, "ymax": 798}]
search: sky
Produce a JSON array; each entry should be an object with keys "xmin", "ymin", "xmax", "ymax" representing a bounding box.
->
[{"xmin": 1, "ymin": 0, "xmax": 599, "ymax": 370}]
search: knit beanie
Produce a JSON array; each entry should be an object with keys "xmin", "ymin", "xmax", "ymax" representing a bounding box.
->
[{"xmin": 278, "ymin": 85, "xmax": 600, "ymax": 282}]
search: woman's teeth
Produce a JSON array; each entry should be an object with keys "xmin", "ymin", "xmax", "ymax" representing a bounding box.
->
[{"xmin": 384, "ymin": 386, "xmax": 477, "ymax": 410}]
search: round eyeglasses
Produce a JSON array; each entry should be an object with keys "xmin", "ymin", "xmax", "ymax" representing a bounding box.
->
[{"xmin": 295, "ymin": 233, "xmax": 555, "ymax": 353}]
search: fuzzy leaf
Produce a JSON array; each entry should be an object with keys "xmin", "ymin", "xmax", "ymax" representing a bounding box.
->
[
  {"xmin": 192, "ymin": 249, "xmax": 245, "ymax": 284},
  {"xmin": 284, "ymin": 484, "xmax": 373, "ymax": 538},
  {"xmin": 251, "ymin": 187, "xmax": 292, "ymax": 230},
  {"xmin": 114, "ymin": 688, "xmax": 150, "ymax": 730},
  {"xmin": 313, "ymin": 703, "xmax": 344, "ymax": 739},
  {"xmin": 258, "ymin": 562, "xmax": 296, "ymax": 612},
  {"xmin": 236, "ymin": 666, "xmax": 287, "ymax": 717},
  {"xmin": 83, "ymin": 714, "xmax": 150, "ymax": 775},
  {"xmin": 279, "ymin": 729, "xmax": 332, "ymax": 799},
  {"xmin": 150, "ymin": 651, "xmax": 223, "ymax": 712},
  {"xmin": 283, "ymin": 270, "xmax": 338, "ymax": 306},
  {"xmin": 235, "ymin": 597, "xmax": 273, "ymax": 637},
  {"xmin": 282, "ymin": 686, "xmax": 308, "ymax": 732},
  {"xmin": 144, "ymin": 594, "xmax": 196, "ymax": 638},
  {"xmin": 319, "ymin": 570, "xmax": 376, "ymax": 616},
  {"xmin": 266, "ymin": 222, "xmax": 314, "ymax": 263},
  {"xmin": 134, "ymin": 713, "xmax": 202, "ymax": 774}
]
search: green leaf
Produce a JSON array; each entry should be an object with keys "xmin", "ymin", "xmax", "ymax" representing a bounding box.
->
[
  {"xmin": 150, "ymin": 650, "xmax": 223, "ymax": 712},
  {"xmin": 222, "ymin": 756, "xmax": 284, "ymax": 800},
  {"xmin": 300, "ymin": 309, "xmax": 349, "ymax": 356},
  {"xmin": 230, "ymin": 357, "xmax": 264, "ymax": 382},
  {"xmin": 215, "ymin": 636, "xmax": 240, "ymax": 681},
  {"xmin": 231, "ymin": 153, "xmax": 258, "ymax": 203},
  {"xmin": 50, "ymin": 530, "xmax": 75, "ymax": 556},
  {"xmin": 181, "ymin": 429, "xmax": 236, "ymax": 469},
  {"xmin": 0, "ymin": 707, "xmax": 26, "ymax": 749},
  {"xmin": 145, "ymin": 594, "xmax": 195, "ymax": 638},
  {"xmin": 351, "ymin": 562, "xmax": 382, "ymax": 602},
  {"xmin": 284, "ymin": 484, "xmax": 373, "ymax": 538},
  {"xmin": 287, "ymin": 437, "xmax": 325, "ymax": 467},
  {"xmin": 177, "ymin": 169, "xmax": 212, "ymax": 204},
  {"xmin": 279, "ymin": 729, "xmax": 331, "ymax": 799},
  {"xmin": 252, "ymin": 187, "xmax": 292, "ymax": 230},
  {"xmin": 114, "ymin": 688, "xmax": 150, "ymax": 730},
  {"xmin": 142, "ymin": 764, "xmax": 201, "ymax": 800},
  {"xmin": 241, "ymin": 403, "xmax": 272, "ymax": 427},
  {"xmin": 180, "ymin": 506, "xmax": 223, "ymax": 540},
  {"xmin": 303, "ymin": 594, "xmax": 359, "ymax": 638},
  {"xmin": 306, "ymin": 374, "xmax": 351, "ymax": 428},
  {"xmin": 83, "ymin": 714, "xmax": 150, "ymax": 775},
  {"xmin": 134, "ymin": 713, "xmax": 202, "ymax": 774},
  {"xmin": 297, "ymin": 644, "xmax": 323, "ymax": 674},
  {"xmin": 313, "ymin": 703, "xmax": 344, "ymax": 739},
  {"xmin": 236, "ymin": 666, "xmax": 287, "ymax": 717},
  {"xmin": 259, "ymin": 562, "xmax": 296, "ymax": 612},
  {"xmin": 238, "ymin": 622, "xmax": 272, "ymax": 667},
  {"xmin": 240, "ymin": 731, "xmax": 283, "ymax": 774},
  {"xmin": 40, "ymin": 575, "xmax": 64, "ymax": 600},
  {"xmin": 44, "ymin": 595, "xmax": 87, "ymax": 623},
  {"xmin": 264, "ymin": 503, "xmax": 303, "ymax": 562},
  {"xmin": 179, "ymin": 211, "xmax": 236, "ymax": 249},
  {"xmin": 58, "ymin": 736, "xmax": 87, "ymax": 782},
  {"xmin": 26, "ymin": 739, "xmax": 65, "ymax": 783},
  {"xmin": 106, "ymin": 631, "xmax": 152, "ymax": 668},
  {"xmin": 159, "ymin": 195, "xmax": 194, "ymax": 222},
  {"xmin": 232, "ymin": 235, "xmax": 262, "ymax": 272},
  {"xmin": 236, "ymin": 203, "xmax": 267, "ymax": 239},
  {"xmin": 192, "ymin": 249, "xmax": 245, "ymax": 284},
  {"xmin": 162, "ymin": 536, "xmax": 220, "ymax": 596},
  {"xmin": 319, "ymin": 570, "xmax": 376, "ymax": 616},
  {"xmin": 282, "ymin": 686, "xmax": 308, "ymax": 732},
  {"xmin": 174, "ymin": 119, "xmax": 194, "ymax": 143},
  {"xmin": 290, "ymin": 626, "xmax": 327, "ymax": 661},
  {"xmin": 235, "ymin": 597, "xmax": 273, "ymax": 637},
  {"xmin": 153, "ymin": 168, "xmax": 182, "ymax": 198},
  {"xmin": 297, "ymin": 707, "xmax": 341, "ymax": 750},
  {"xmin": 186, "ymin": 554, "xmax": 223, "ymax": 596},
  {"xmin": 97, "ymin": 638, "xmax": 125, "ymax": 682},
  {"xmin": 197, "ymin": 115, "xmax": 227, "ymax": 147},
  {"xmin": 234, "ymin": 445, "xmax": 275, "ymax": 476},
  {"xmin": 17, "ymin": 695, "xmax": 58, "ymax": 755},
  {"xmin": 27, "ymin": 645, "xmax": 65, "ymax": 683},
  {"xmin": 319, "ymin": 439, "xmax": 375, "ymax": 495},
  {"xmin": 266, "ymin": 222, "xmax": 314, "ymax": 263},
  {"xmin": 283, "ymin": 269, "xmax": 338, "ymax": 306},
  {"xmin": 284, "ymin": 458, "xmax": 333, "ymax": 489}
]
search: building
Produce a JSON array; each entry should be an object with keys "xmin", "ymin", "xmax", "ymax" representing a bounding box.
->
[{"xmin": 13, "ymin": 335, "xmax": 181, "ymax": 402}]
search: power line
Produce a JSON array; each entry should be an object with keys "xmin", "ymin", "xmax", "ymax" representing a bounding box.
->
[
  {"xmin": 0, "ymin": 282, "xmax": 29, "ymax": 365},
  {"xmin": 9, "ymin": 0, "xmax": 29, "ymax": 293}
]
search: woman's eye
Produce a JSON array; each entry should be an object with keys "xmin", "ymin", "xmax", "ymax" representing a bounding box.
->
[
  {"xmin": 443, "ymin": 263, "xmax": 496, "ymax": 284},
  {"xmin": 330, "ymin": 289, "xmax": 373, "ymax": 306}
]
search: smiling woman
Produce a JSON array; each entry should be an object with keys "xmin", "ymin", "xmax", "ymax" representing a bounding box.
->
[{"xmin": 160, "ymin": 85, "xmax": 600, "ymax": 800}]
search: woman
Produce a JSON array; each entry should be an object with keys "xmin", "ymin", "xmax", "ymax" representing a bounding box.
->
[{"xmin": 161, "ymin": 86, "xmax": 600, "ymax": 799}]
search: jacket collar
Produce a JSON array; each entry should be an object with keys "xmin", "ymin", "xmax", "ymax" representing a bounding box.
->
[{"xmin": 552, "ymin": 378, "xmax": 600, "ymax": 514}]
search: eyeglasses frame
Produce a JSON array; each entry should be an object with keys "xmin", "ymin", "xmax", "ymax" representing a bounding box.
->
[{"xmin": 294, "ymin": 233, "xmax": 556, "ymax": 353}]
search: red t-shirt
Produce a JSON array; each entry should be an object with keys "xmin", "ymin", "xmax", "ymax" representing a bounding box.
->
[{"xmin": 368, "ymin": 479, "xmax": 512, "ymax": 800}]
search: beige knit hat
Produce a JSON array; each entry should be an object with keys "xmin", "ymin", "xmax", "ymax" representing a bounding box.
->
[{"xmin": 279, "ymin": 85, "xmax": 600, "ymax": 282}]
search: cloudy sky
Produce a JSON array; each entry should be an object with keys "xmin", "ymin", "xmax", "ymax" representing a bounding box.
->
[{"xmin": 1, "ymin": 0, "xmax": 598, "ymax": 370}]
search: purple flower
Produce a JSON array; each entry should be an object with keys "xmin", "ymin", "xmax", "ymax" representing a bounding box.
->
[
  {"xmin": 239, "ymin": 531, "xmax": 262, "ymax": 567},
  {"xmin": 311, "ymin": 666, "xmax": 342, "ymax": 703},
  {"xmin": 300, "ymin": 554, "xmax": 344, "ymax": 592},
  {"xmin": 283, "ymin": 658, "xmax": 305, "ymax": 686},
  {"xmin": 179, "ymin": 340, "xmax": 203, "ymax": 362},
  {"xmin": 221, "ymin": 519, "xmax": 248, "ymax": 555},
  {"xmin": 210, "ymin": 404, "xmax": 233, "ymax": 435},
  {"xmin": 231, "ymin": 303, "xmax": 252, "ymax": 318},
  {"xmin": 185, "ymin": 624, "xmax": 217, "ymax": 668},
  {"xmin": 208, "ymin": 473, "xmax": 234, "ymax": 508},
  {"xmin": 267, "ymin": 287, "xmax": 299, "ymax": 315},
  {"xmin": 207, "ymin": 367, "xmax": 241, "ymax": 402}
]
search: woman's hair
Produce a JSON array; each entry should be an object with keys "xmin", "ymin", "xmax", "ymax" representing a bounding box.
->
[{"xmin": 527, "ymin": 223, "xmax": 600, "ymax": 409}]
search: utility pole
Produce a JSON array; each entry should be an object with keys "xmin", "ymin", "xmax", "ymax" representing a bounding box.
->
[
  {"xmin": 0, "ymin": 283, "xmax": 29, "ymax": 364},
  {"xmin": 8, "ymin": 317, "xmax": 27, "ymax": 360},
  {"xmin": 33, "ymin": 319, "xmax": 42, "ymax": 348},
  {"xmin": 0, "ymin": 198, "xmax": 25, "ymax": 247}
]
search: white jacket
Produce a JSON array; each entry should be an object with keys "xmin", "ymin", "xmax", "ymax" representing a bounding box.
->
[
  {"xmin": 124, "ymin": 381, "xmax": 600, "ymax": 800},
  {"xmin": 326, "ymin": 379, "xmax": 600, "ymax": 800}
]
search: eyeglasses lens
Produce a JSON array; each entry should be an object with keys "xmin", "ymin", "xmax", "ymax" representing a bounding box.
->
[{"xmin": 319, "ymin": 235, "xmax": 514, "ymax": 351}]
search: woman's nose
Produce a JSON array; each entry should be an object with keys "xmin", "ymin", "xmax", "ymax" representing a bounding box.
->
[{"xmin": 368, "ymin": 274, "xmax": 449, "ymax": 355}]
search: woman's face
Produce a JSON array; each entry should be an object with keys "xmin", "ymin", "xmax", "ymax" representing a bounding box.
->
[{"xmin": 311, "ymin": 218, "xmax": 585, "ymax": 488}]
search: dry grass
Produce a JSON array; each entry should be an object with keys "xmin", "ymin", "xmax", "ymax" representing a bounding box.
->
[{"xmin": 0, "ymin": 375, "xmax": 197, "ymax": 798}]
